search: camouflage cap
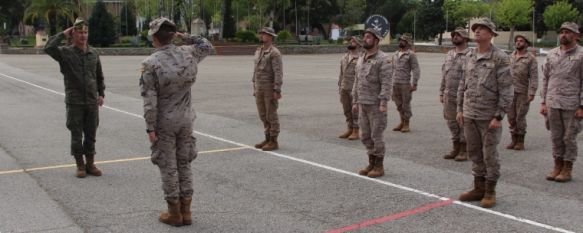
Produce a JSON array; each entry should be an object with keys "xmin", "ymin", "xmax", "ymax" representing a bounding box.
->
[
  {"xmin": 514, "ymin": 34, "xmax": 531, "ymax": 46},
  {"xmin": 148, "ymin": 17, "xmax": 176, "ymax": 36},
  {"xmin": 398, "ymin": 33, "xmax": 413, "ymax": 45},
  {"xmin": 471, "ymin": 17, "xmax": 498, "ymax": 37},
  {"xmin": 451, "ymin": 27, "xmax": 470, "ymax": 40},
  {"xmin": 259, "ymin": 27, "xmax": 277, "ymax": 37},
  {"xmin": 363, "ymin": 28, "xmax": 383, "ymax": 40},
  {"xmin": 558, "ymin": 22, "xmax": 580, "ymax": 34},
  {"xmin": 73, "ymin": 18, "xmax": 88, "ymax": 29},
  {"xmin": 349, "ymin": 36, "xmax": 362, "ymax": 46}
]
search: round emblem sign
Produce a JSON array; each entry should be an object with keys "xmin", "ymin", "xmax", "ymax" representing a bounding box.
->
[{"xmin": 364, "ymin": 15, "xmax": 390, "ymax": 38}]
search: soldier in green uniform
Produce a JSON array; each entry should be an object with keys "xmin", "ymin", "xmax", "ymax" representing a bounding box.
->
[{"xmin": 44, "ymin": 18, "xmax": 105, "ymax": 178}]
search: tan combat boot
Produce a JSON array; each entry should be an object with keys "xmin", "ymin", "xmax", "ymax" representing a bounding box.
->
[
  {"xmin": 348, "ymin": 128, "xmax": 360, "ymax": 140},
  {"xmin": 74, "ymin": 155, "xmax": 86, "ymax": 178},
  {"xmin": 85, "ymin": 154, "xmax": 102, "ymax": 176},
  {"xmin": 358, "ymin": 155, "xmax": 374, "ymax": 176},
  {"xmin": 454, "ymin": 142, "xmax": 468, "ymax": 161},
  {"xmin": 393, "ymin": 119, "xmax": 404, "ymax": 131},
  {"xmin": 400, "ymin": 120, "xmax": 410, "ymax": 133},
  {"xmin": 367, "ymin": 157, "xmax": 384, "ymax": 178},
  {"xmin": 180, "ymin": 197, "xmax": 192, "ymax": 225},
  {"xmin": 459, "ymin": 176, "xmax": 486, "ymax": 202},
  {"xmin": 513, "ymin": 134, "xmax": 524, "ymax": 150},
  {"xmin": 480, "ymin": 180, "xmax": 497, "ymax": 208},
  {"xmin": 338, "ymin": 128, "xmax": 352, "ymax": 139},
  {"xmin": 443, "ymin": 141, "xmax": 461, "ymax": 159},
  {"xmin": 555, "ymin": 161, "xmax": 573, "ymax": 182},
  {"xmin": 506, "ymin": 134, "xmax": 517, "ymax": 149},
  {"xmin": 262, "ymin": 135, "xmax": 279, "ymax": 151},
  {"xmin": 159, "ymin": 199, "xmax": 183, "ymax": 226},
  {"xmin": 255, "ymin": 133, "xmax": 270, "ymax": 148},
  {"xmin": 546, "ymin": 158, "xmax": 564, "ymax": 181}
]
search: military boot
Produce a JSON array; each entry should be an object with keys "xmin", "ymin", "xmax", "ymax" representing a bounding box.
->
[
  {"xmin": 339, "ymin": 128, "xmax": 352, "ymax": 139},
  {"xmin": 443, "ymin": 141, "xmax": 461, "ymax": 159},
  {"xmin": 74, "ymin": 155, "xmax": 86, "ymax": 178},
  {"xmin": 546, "ymin": 158, "xmax": 564, "ymax": 181},
  {"xmin": 454, "ymin": 142, "xmax": 468, "ymax": 161},
  {"xmin": 85, "ymin": 154, "xmax": 102, "ymax": 176},
  {"xmin": 262, "ymin": 135, "xmax": 279, "ymax": 151},
  {"xmin": 393, "ymin": 119, "xmax": 404, "ymax": 131},
  {"xmin": 555, "ymin": 161, "xmax": 573, "ymax": 182},
  {"xmin": 480, "ymin": 180, "xmax": 497, "ymax": 208},
  {"xmin": 506, "ymin": 134, "xmax": 517, "ymax": 149},
  {"xmin": 513, "ymin": 134, "xmax": 525, "ymax": 150},
  {"xmin": 159, "ymin": 199, "xmax": 183, "ymax": 226},
  {"xmin": 348, "ymin": 128, "xmax": 360, "ymax": 140},
  {"xmin": 459, "ymin": 176, "xmax": 486, "ymax": 202},
  {"xmin": 358, "ymin": 155, "xmax": 374, "ymax": 176},
  {"xmin": 180, "ymin": 197, "xmax": 192, "ymax": 225},
  {"xmin": 367, "ymin": 157, "xmax": 384, "ymax": 178},
  {"xmin": 400, "ymin": 120, "xmax": 410, "ymax": 133},
  {"xmin": 255, "ymin": 133, "xmax": 270, "ymax": 149}
]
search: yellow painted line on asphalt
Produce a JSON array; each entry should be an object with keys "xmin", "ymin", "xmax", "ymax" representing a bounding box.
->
[{"xmin": 0, "ymin": 146, "xmax": 247, "ymax": 175}]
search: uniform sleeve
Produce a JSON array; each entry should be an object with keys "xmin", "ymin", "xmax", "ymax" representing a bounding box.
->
[
  {"xmin": 457, "ymin": 62, "xmax": 466, "ymax": 113},
  {"xmin": 495, "ymin": 54, "xmax": 514, "ymax": 118},
  {"xmin": 378, "ymin": 56, "xmax": 393, "ymax": 106},
  {"xmin": 352, "ymin": 59, "xmax": 360, "ymax": 104},
  {"xmin": 272, "ymin": 52, "xmax": 283, "ymax": 92},
  {"xmin": 528, "ymin": 56, "xmax": 538, "ymax": 96},
  {"xmin": 96, "ymin": 56, "xmax": 105, "ymax": 97},
  {"xmin": 44, "ymin": 32, "xmax": 66, "ymax": 62},
  {"xmin": 338, "ymin": 56, "xmax": 345, "ymax": 87},
  {"xmin": 580, "ymin": 56, "xmax": 583, "ymax": 107},
  {"xmin": 439, "ymin": 56, "xmax": 447, "ymax": 96},
  {"xmin": 541, "ymin": 56, "xmax": 550, "ymax": 104},
  {"xmin": 140, "ymin": 62, "xmax": 159, "ymax": 132},
  {"xmin": 181, "ymin": 34, "xmax": 213, "ymax": 62},
  {"xmin": 410, "ymin": 53, "xmax": 421, "ymax": 86}
]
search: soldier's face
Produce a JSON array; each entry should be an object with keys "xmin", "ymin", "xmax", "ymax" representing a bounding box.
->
[
  {"xmin": 362, "ymin": 33, "xmax": 378, "ymax": 49},
  {"xmin": 398, "ymin": 39, "xmax": 408, "ymax": 48},
  {"xmin": 259, "ymin": 33, "xmax": 272, "ymax": 43},
  {"xmin": 515, "ymin": 37, "xmax": 527, "ymax": 50},
  {"xmin": 473, "ymin": 25, "xmax": 493, "ymax": 43},
  {"xmin": 72, "ymin": 27, "xmax": 88, "ymax": 45},
  {"xmin": 559, "ymin": 29, "xmax": 579, "ymax": 45},
  {"xmin": 452, "ymin": 34, "xmax": 466, "ymax": 46}
]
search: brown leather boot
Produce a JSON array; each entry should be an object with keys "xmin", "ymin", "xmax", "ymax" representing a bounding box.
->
[
  {"xmin": 400, "ymin": 120, "xmax": 410, "ymax": 133},
  {"xmin": 358, "ymin": 155, "xmax": 374, "ymax": 176},
  {"xmin": 367, "ymin": 157, "xmax": 384, "ymax": 178},
  {"xmin": 74, "ymin": 155, "xmax": 86, "ymax": 178},
  {"xmin": 262, "ymin": 135, "xmax": 279, "ymax": 151},
  {"xmin": 348, "ymin": 128, "xmax": 360, "ymax": 140},
  {"xmin": 454, "ymin": 142, "xmax": 468, "ymax": 161},
  {"xmin": 555, "ymin": 161, "xmax": 573, "ymax": 182},
  {"xmin": 160, "ymin": 199, "xmax": 183, "ymax": 226},
  {"xmin": 180, "ymin": 197, "xmax": 192, "ymax": 225},
  {"xmin": 255, "ymin": 133, "xmax": 270, "ymax": 148},
  {"xmin": 506, "ymin": 134, "xmax": 517, "ymax": 149},
  {"xmin": 513, "ymin": 134, "xmax": 525, "ymax": 150},
  {"xmin": 443, "ymin": 141, "xmax": 461, "ymax": 159},
  {"xmin": 459, "ymin": 176, "xmax": 486, "ymax": 202},
  {"xmin": 393, "ymin": 119, "xmax": 404, "ymax": 131},
  {"xmin": 85, "ymin": 154, "xmax": 102, "ymax": 176},
  {"xmin": 339, "ymin": 128, "xmax": 352, "ymax": 139},
  {"xmin": 480, "ymin": 180, "xmax": 497, "ymax": 208},
  {"xmin": 546, "ymin": 158, "xmax": 564, "ymax": 181}
]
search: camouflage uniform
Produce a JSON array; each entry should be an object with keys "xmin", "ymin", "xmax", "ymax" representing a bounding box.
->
[
  {"xmin": 140, "ymin": 29, "xmax": 212, "ymax": 200},
  {"xmin": 457, "ymin": 45, "xmax": 513, "ymax": 181},
  {"xmin": 508, "ymin": 50, "xmax": 538, "ymax": 136},
  {"xmin": 391, "ymin": 47, "xmax": 420, "ymax": 121},
  {"xmin": 44, "ymin": 31, "xmax": 105, "ymax": 157},
  {"xmin": 339, "ymin": 52, "xmax": 360, "ymax": 129},
  {"xmin": 253, "ymin": 45, "xmax": 283, "ymax": 137},
  {"xmin": 440, "ymin": 47, "xmax": 470, "ymax": 144}
]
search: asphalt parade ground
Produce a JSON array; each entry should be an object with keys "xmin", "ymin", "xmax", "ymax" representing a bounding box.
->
[{"xmin": 0, "ymin": 52, "xmax": 581, "ymax": 233}]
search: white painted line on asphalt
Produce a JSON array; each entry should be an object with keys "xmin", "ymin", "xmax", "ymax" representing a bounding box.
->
[{"xmin": 0, "ymin": 72, "xmax": 576, "ymax": 233}]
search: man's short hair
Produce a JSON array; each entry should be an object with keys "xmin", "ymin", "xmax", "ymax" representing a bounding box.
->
[{"xmin": 154, "ymin": 22, "xmax": 176, "ymax": 45}]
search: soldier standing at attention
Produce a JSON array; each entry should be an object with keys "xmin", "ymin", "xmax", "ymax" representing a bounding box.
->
[
  {"xmin": 456, "ymin": 18, "xmax": 513, "ymax": 208},
  {"xmin": 352, "ymin": 28, "xmax": 392, "ymax": 178},
  {"xmin": 506, "ymin": 35, "xmax": 538, "ymax": 151},
  {"xmin": 253, "ymin": 27, "xmax": 283, "ymax": 151},
  {"xmin": 440, "ymin": 27, "xmax": 470, "ymax": 161},
  {"xmin": 337, "ymin": 37, "xmax": 361, "ymax": 140},
  {"xmin": 44, "ymin": 18, "xmax": 105, "ymax": 178},
  {"xmin": 140, "ymin": 17, "xmax": 212, "ymax": 226},
  {"xmin": 391, "ymin": 34, "xmax": 420, "ymax": 133},
  {"xmin": 541, "ymin": 22, "xmax": 583, "ymax": 183}
]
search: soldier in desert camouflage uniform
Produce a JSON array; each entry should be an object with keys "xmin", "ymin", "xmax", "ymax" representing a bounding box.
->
[
  {"xmin": 337, "ymin": 36, "xmax": 361, "ymax": 140},
  {"xmin": 391, "ymin": 34, "xmax": 420, "ymax": 133}
]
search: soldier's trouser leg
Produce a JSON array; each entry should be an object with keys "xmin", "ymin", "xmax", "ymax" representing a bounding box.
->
[
  {"xmin": 66, "ymin": 105, "xmax": 87, "ymax": 156},
  {"xmin": 444, "ymin": 96, "xmax": 464, "ymax": 143},
  {"xmin": 509, "ymin": 93, "xmax": 530, "ymax": 135},
  {"xmin": 464, "ymin": 119, "xmax": 502, "ymax": 181},
  {"xmin": 175, "ymin": 126, "xmax": 197, "ymax": 198},
  {"xmin": 340, "ymin": 90, "xmax": 358, "ymax": 129},
  {"xmin": 447, "ymin": 120, "xmax": 464, "ymax": 143},
  {"xmin": 359, "ymin": 104, "xmax": 387, "ymax": 158},
  {"xmin": 548, "ymin": 108, "xmax": 581, "ymax": 162},
  {"xmin": 82, "ymin": 105, "xmax": 99, "ymax": 156},
  {"xmin": 392, "ymin": 84, "xmax": 412, "ymax": 120},
  {"xmin": 151, "ymin": 126, "xmax": 179, "ymax": 201},
  {"xmin": 255, "ymin": 88, "xmax": 280, "ymax": 136}
]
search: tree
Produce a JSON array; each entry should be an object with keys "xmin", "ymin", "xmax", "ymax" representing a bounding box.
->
[
  {"xmin": 120, "ymin": 0, "xmax": 137, "ymax": 36},
  {"xmin": 494, "ymin": 0, "xmax": 533, "ymax": 49},
  {"xmin": 0, "ymin": 1, "xmax": 28, "ymax": 36},
  {"xmin": 343, "ymin": 0, "xmax": 366, "ymax": 26},
  {"xmin": 23, "ymin": 0, "xmax": 76, "ymax": 35},
  {"xmin": 88, "ymin": 0, "xmax": 116, "ymax": 47},
  {"xmin": 417, "ymin": 0, "xmax": 445, "ymax": 44},
  {"xmin": 223, "ymin": 0, "xmax": 236, "ymax": 38},
  {"xmin": 543, "ymin": 1, "xmax": 580, "ymax": 31},
  {"xmin": 444, "ymin": 0, "xmax": 491, "ymax": 31}
]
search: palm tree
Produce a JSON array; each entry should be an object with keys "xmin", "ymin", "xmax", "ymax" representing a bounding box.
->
[{"xmin": 23, "ymin": 0, "xmax": 77, "ymax": 35}]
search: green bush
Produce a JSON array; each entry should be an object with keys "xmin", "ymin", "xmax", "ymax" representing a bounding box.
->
[
  {"xmin": 277, "ymin": 30, "xmax": 292, "ymax": 42},
  {"xmin": 235, "ymin": 30, "xmax": 258, "ymax": 43}
]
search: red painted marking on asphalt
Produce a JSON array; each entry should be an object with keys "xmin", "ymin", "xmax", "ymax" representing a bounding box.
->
[{"xmin": 325, "ymin": 199, "xmax": 454, "ymax": 233}]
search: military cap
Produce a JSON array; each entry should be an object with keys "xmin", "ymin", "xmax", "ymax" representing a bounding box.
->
[
  {"xmin": 73, "ymin": 18, "xmax": 88, "ymax": 29},
  {"xmin": 347, "ymin": 36, "xmax": 362, "ymax": 46},
  {"xmin": 363, "ymin": 28, "xmax": 383, "ymax": 40},
  {"xmin": 451, "ymin": 27, "xmax": 470, "ymax": 40},
  {"xmin": 514, "ymin": 34, "xmax": 531, "ymax": 46},
  {"xmin": 148, "ymin": 17, "xmax": 176, "ymax": 36},
  {"xmin": 558, "ymin": 22, "xmax": 580, "ymax": 34},
  {"xmin": 471, "ymin": 18, "xmax": 498, "ymax": 37},
  {"xmin": 398, "ymin": 33, "xmax": 413, "ymax": 45},
  {"xmin": 259, "ymin": 27, "xmax": 277, "ymax": 37}
]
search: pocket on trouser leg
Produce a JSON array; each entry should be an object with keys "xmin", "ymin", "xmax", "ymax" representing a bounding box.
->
[
  {"xmin": 188, "ymin": 135, "xmax": 198, "ymax": 162},
  {"xmin": 150, "ymin": 140, "xmax": 162, "ymax": 166}
]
